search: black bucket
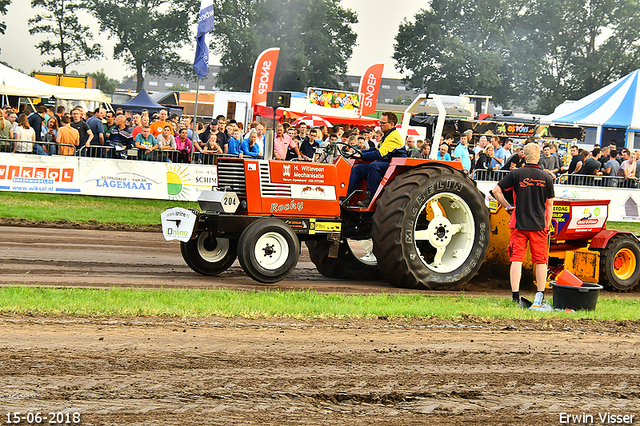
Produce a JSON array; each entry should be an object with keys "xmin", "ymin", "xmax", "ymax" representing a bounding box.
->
[{"xmin": 551, "ymin": 282, "xmax": 603, "ymax": 311}]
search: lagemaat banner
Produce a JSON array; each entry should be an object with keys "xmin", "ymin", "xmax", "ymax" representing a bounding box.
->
[{"xmin": 0, "ymin": 153, "xmax": 217, "ymax": 201}]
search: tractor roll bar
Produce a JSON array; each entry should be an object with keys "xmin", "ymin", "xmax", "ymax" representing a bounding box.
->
[{"xmin": 400, "ymin": 94, "xmax": 446, "ymax": 161}]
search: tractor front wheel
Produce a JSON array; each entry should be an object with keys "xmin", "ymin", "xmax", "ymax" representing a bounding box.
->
[
  {"xmin": 180, "ymin": 232, "xmax": 237, "ymax": 276},
  {"xmin": 238, "ymin": 218, "xmax": 300, "ymax": 284},
  {"xmin": 599, "ymin": 234, "xmax": 640, "ymax": 291},
  {"xmin": 371, "ymin": 166, "xmax": 490, "ymax": 289}
]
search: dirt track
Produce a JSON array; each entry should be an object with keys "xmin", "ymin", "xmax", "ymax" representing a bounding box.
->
[{"xmin": 1, "ymin": 225, "xmax": 639, "ymax": 424}]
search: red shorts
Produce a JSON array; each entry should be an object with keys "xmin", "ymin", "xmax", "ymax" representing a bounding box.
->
[{"xmin": 508, "ymin": 228, "xmax": 549, "ymax": 263}]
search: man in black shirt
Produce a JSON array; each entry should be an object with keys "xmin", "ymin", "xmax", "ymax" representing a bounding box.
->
[
  {"xmin": 300, "ymin": 128, "xmax": 320, "ymax": 161},
  {"xmin": 581, "ymin": 148, "xmax": 602, "ymax": 175},
  {"xmin": 492, "ymin": 143, "xmax": 555, "ymax": 311},
  {"xmin": 70, "ymin": 107, "xmax": 93, "ymax": 151},
  {"xmin": 28, "ymin": 105, "xmax": 46, "ymax": 142},
  {"xmin": 28, "ymin": 104, "xmax": 47, "ymax": 154},
  {"xmin": 564, "ymin": 145, "xmax": 583, "ymax": 174},
  {"xmin": 200, "ymin": 120, "xmax": 217, "ymax": 150},
  {"xmin": 501, "ymin": 148, "xmax": 526, "ymax": 170}
]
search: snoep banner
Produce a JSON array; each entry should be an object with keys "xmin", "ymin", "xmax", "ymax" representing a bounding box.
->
[
  {"xmin": 249, "ymin": 47, "xmax": 280, "ymax": 108},
  {"xmin": 358, "ymin": 63, "xmax": 384, "ymax": 116}
]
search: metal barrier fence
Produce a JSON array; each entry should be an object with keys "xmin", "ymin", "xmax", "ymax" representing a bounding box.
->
[
  {"xmin": 76, "ymin": 145, "xmax": 236, "ymax": 164},
  {"xmin": 2, "ymin": 137, "xmax": 638, "ymax": 188},
  {"xmin": 0, "ymin": 138, "xmax": 76, "ymax": 156},
  {"xmin": 471, "ymin": 168, "xmax": 638, "ymax": 188}
]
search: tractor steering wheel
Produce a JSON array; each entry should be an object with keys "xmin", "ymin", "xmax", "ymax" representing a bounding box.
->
[{"xmin": 335, "ymin": 142, "xmax": 362, "ymax": 159}]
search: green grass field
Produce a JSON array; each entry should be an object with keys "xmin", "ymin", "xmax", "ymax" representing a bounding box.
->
[
  {"xmin": 0, "ymin": 192, "xmax": 197, "ymax": 226},
  {"xmin": 0, "ymin": 287, "xmax": 638, "ymax": 320}
]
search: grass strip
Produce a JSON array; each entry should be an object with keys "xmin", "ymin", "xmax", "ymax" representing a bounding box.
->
[
  {"xmin": 608, "ymin": 221, "xmax": 640, "ymax": 234},
  {"xmin": 0, "ymin": 287, "xmax": 638, "ymax": 320},
  {"xmin": 0, "ymin": 192, "xmax": 196, "ymax": 226}
]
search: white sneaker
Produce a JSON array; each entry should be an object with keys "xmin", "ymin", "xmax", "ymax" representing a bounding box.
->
[{"xmin": 529, "ymin": 292, "xmax": 552, "ymax": 311}]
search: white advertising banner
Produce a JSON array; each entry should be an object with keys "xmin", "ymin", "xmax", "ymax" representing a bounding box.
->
[
  {"xmin": 477, "ymin": 181, "xmax": 640, "ymax": 223},
  {"xmin": 0, "ymin": 153, "xmax": 217, "ymax": 202},
  {"xmin": 0, "ymin": 154, "xmax": 80, "ymax": 194}
]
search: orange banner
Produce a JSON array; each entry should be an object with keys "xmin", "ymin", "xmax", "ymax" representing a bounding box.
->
[
  {"xmin": 249, "ymin": 47, "xmax": 280, "ymax": 108},
  {"xmin": 358, "ymin": 63, "xmax": 384, "ymax": 116}
]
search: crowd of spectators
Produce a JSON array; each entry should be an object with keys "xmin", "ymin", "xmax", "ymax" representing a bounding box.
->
[
  {"xmin": 2, "ymin": 103, "xmax": 639, "ymax": 189},
  {"xmin": 429, "ymin": 130, "xmax": 640, "ymax": 188}
]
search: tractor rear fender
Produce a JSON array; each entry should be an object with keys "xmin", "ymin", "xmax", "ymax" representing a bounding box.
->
[
  {"xmin": 371, "ymin": 158, "xmax": 466, "ymax": 207},
  {"xmin": 589, "ymin": 229, "xmax": 637, "ymax": 249}
]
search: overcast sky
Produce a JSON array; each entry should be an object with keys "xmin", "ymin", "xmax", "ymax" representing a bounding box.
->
[{"xmin": 0, "ymin": 0, "xmax": 425, "ymax": 83}]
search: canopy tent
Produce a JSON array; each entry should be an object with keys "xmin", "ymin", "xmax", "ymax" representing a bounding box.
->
[
  {"xmin": 0, "ymin": 63, "xmax": 108, "ymax": 102},
  {"xmin": 110, "ymin": 88, "xmax": 178, "ymax": 115},
  {"xmin": 110, "ymin": 89, "xmax": 183, "ymax": 116},
  {"xmin": 543, "ymin": 69, "xmax": 640, "ymax": 147}
]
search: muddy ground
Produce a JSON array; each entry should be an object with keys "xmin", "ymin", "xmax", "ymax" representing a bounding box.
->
[{"xmin": 1, "ymin": 224, "xmax": 639, "ymax": 425}]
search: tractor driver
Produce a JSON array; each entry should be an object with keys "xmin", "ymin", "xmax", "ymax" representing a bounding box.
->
[{"xmin": 347, "ymin": 111, "xmax": 406, "ymax": 207}]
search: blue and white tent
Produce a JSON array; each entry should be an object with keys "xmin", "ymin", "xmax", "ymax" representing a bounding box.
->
[{"xmin": 544, "ymin": 69, "xmax": 640, "ymax": 148}]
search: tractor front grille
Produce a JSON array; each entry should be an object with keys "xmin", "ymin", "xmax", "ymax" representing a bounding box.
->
[
  {"xmin": 217, "ymin": 159, "xmax": 246, "ymax": 196},
  {"xmin": 260, "ymin": 162, "xmax": 292, "ymax": 197}
]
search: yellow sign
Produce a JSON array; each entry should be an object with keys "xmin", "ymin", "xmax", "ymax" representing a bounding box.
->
[
  {"xmin": 309, "ymin": 219, "xmax": 341, "ymax": 234},
  {"xmin": 315, "ymin": 222, "xmax": 341, "ymax": 232},
  {"xmin": 553, "ymin": 205, "xmax": 569, "ymax": 213}
]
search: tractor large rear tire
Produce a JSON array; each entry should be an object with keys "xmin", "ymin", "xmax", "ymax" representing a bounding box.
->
[
  {"xmin": 599, "ymin": 234, "xmax": 640, "ymax": 292},
  {"xmin": 181, "ymin": 232, "xmax": 237, "ymax": 276},
  {"xmin": 371, "ymin": 166, "xmax": 490, "ymax": 289},
  {"xmin": 306, "ymin": 239, "xmax": 380, "ymax": 281}
]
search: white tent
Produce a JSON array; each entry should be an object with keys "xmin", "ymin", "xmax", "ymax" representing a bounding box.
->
[
  {"xmin": 0, "ymin": 63, "xmax": 109, "ymax": 102},
  {"xmin": 543, "ymin": 69, "xmax": 640, "ymax": 147}
]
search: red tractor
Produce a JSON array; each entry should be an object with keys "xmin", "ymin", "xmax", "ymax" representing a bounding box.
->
[{"xmin": 161, "ymin": 144, "xmax": 491, "ymax": 289}]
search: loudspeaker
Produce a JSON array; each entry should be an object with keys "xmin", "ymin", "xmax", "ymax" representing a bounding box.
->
[{"xmin": 266, "ymin": 91, "xmax": 291, "ymax": 108}]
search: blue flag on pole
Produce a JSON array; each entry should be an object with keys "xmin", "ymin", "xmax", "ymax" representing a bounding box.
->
[{"xmin": 193, "ymin": 0, "xmax": 214, "ymax": 79}]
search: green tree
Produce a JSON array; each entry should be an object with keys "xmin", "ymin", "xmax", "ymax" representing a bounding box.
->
[
  {"xmin": 0, "ymin": 0, "xmax": 9, "ymax": 35},
  {"xmin": 28, "ymin": 0, "xmax": 102, "ymax": 74},
  {"xmin": 83, "ymin": 0, "xmax": 199, "ymax": 92},
  {"xmin": 212, "ymin": 0, "xmax": 358, "ymax": 92},
  {"xmin": 393, "ymin": 0, "xmax": 518, "ymax": 107},
  {"xmin": 394, "ymin": 0, "xmax": 640, "ymax": 114},
  {"xmin": 514, "ymin": 0, "xmax": 640, "ymax": 113},
  {"xmin": 88, "ymin": 69, "xmax": 118, "ymax": 94}
]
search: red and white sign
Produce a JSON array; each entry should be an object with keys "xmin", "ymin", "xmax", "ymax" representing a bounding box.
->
[
  {"xmin": 270, "ymin": 162, "xmax": 337, "ymax": 185},
  {"xmin": 358, "ymin": 63, "xmax": 384, "ymax": 116},
  {"xmin": 249, "ymin": 47, "xmax": 280, "ymax": 108},
  {"xmin": 290, "ymin": 115, "xmax": 333, "ymax": 128},
  {"xmin": 567, "ymin": 204, "xmax": 608, "ymax": 234},
  {"xmin": 396, "ymin": 124, "xmax": 427, "ymax": 140}
]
